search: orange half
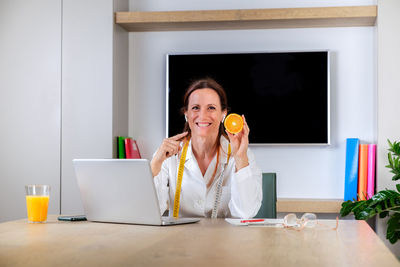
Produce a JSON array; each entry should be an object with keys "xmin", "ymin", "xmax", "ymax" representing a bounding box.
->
[{"xmin": 224, "ymin": 113, "xmax": 244, "ymax": 134}]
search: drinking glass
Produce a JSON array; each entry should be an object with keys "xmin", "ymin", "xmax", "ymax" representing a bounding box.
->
[{"xmin": 25, "ymin": 185, "xmax": 50, "ymax": 223}]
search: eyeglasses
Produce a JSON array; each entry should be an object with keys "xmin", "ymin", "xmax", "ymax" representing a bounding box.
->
[
  {"xmin": 283, "ymin": 213, "xmax": 316, "ymax": 228},
  {"xmin": 283, "ymin": 213, "xmax": 339, "ymax": 231}
]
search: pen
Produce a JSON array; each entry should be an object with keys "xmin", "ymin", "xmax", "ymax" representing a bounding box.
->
[{"xmin": 240, "ymin": 219, "xmax": 265, "ymax": 223}]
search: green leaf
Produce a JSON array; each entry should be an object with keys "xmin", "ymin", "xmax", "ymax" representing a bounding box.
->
[
  {"xmin": 376, "ymin": 204, "xmax": 382, "ymax": 213},
  {"xmin": 390, "ymin": 140, "xmax": 400, "ymax": 155},
  {"xmin": 352, "ymin": 200, "xmax": 368, "ymax": 213},
  {"xmin": 396, "ymin": 184, "xmax": 400, "ymax": 193},
  {"xmin": 388, "ymin": 139, "xmax": 393, "ymax": 148},
  {"xmin": 388, "ymin": 153, "xmax": 394, "ymax": 168},
  {"xmin": 390, "ymin": 197, "xmax": 396, "ymax": 207},
  {"xmin": 371, "ymin": 191, "xmax": 388, "ymax": 203},
  {"xmin": 384, "ymin": 200, "xmax": 389, "ymax": 209},
  {"xmin": 394, "ymin": 157, "xmax": 400, "ymax": 168},
  {"xmin": 340, "ymin": 200, "xmax": 357, "ymax": 217},
  {"xmin": 371, "ymin": 190, "xmax": 399, "ymax": 204},
  {"xmin": 386, "ymin": 213, "xmax": 400, "ymax": 244},
  {"xmin": 387, "ymin": 139, "xmax": 400, "ymax": 155},
  {"xmin": 356, "ymin": 210, "xmax": 371, "ymax": 220}
]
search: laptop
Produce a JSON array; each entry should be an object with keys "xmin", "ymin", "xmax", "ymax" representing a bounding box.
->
[{"xmin": 72, "ymin": 159, "xmax": 200, "ymax": 226}]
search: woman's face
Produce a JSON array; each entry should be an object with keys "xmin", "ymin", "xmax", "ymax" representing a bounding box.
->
[{"xmin": 185, "ymin": 88, "xmax": 226, "ymax": 138}]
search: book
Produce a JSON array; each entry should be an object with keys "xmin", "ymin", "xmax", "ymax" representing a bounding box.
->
[
  {"xmin": 358, "ymin": 144, "xmax": 368, "ymax": 200},
  {"xmin": 125, "ymin": 138, "xmax": 141, "ymax": 159},
  {"xmin": 344, "ymin": 138, "xmax": 360, "ymax": 201},
  {"xmin": 367, "ymin": 144, "xmax": 376, "ymax": 199},
  {"xmin": 117, "ymin": 136, "xmax": 127, "ymax": 159}
]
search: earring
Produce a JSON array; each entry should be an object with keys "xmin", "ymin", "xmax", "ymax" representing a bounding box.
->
[
  {"xmin": 185, "ymin": 115, "xmax": 188, "ymax": 122},
  {"xmin": 222, "ymin": 115, "xmax": 225, "ymax": 123}
]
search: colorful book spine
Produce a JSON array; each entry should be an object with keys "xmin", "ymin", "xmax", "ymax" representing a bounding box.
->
[
  {"xmin": 125, "ymin": 138, "xmax": 132, "ymax": 158},
  {"xmin": 344, "ymin": 138, "xmax": 360, "ymax": 201},
  {"xmin": 132, "ymin": 139, "xmax": 141, "ymax": 159},
  {"xmin": 125, "ymin": 138, "xmax": 141, "ymax": 159},
  {"xmin": 367, "ymin": 144, "xmax": 376, "ymax": 199},
  {"xmin": 118, "ymin": 136, "xmax": 127, "ymax": 159},
  {"xmin": 358, "ymin": 144, "xmax": 368, "ymax": 200}
]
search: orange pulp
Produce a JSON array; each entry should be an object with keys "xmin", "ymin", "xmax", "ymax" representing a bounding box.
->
[{"xmin": 224, "ymin": 113, "xmax": 244, "ymax": 134}]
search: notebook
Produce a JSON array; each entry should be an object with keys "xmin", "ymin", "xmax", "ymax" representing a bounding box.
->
[{"xmin": 73, "ymin": 159, "xmax": 200, "ymax": 226}]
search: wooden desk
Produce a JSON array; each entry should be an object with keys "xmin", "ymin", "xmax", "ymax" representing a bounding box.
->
[{"xmin": 0, "ymin": 215, "xmax": 398, "ymax": 267}]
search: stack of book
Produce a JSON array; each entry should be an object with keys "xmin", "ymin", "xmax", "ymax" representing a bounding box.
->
[
  {"xmin": 116, "ymin": 136, "xmax": 141, "ymax": 159},
  {"xmin": 344, "ymin": 138, "xmax": 376, "ymax": 201}
]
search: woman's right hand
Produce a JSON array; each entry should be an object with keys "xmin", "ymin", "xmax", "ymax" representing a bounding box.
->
[{"xmin": 150, "ymin": 132, "xmax": 188, "ymax": 176}]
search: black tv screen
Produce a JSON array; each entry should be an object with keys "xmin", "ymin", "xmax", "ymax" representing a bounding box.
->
[{"xmin": 167, "ymin": 51, "xmax": 329, "ymax": 144}]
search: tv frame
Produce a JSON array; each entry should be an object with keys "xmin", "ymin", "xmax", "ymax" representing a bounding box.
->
[{"xmin": 166, "ymin": 50, "xmax": 331, "ymax": 146}]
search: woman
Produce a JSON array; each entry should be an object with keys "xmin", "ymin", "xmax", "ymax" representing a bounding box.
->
[{"xmin": 151, "ymin": 78, "xmax": 262, "ymax": 218}]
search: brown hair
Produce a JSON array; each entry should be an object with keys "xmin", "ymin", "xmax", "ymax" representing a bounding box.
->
[{"xmin": 180, "ymin": 78, "xmax": 229, "ymax": 142}]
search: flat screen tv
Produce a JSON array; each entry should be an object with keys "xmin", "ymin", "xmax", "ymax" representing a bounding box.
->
[{"xmin": 167, "ymin": 51, "xmax": 330, "ymax": 145}]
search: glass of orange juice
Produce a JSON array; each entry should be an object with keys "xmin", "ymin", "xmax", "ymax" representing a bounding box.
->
[{"xmin": 25, "ymin": 185, "xmax": 50, "ymax": 223}]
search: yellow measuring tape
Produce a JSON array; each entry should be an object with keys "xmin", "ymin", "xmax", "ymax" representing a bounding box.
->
[
  {"xmin": 173, "ymin": 139, "xmax": 231, "ymax": 218},
  {"xmin": 172, "ymin": 139, "xmax": 190, "ymax": 218}
]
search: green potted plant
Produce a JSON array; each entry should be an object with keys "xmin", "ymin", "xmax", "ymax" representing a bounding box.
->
[{"xmin": 340, "ymin": 139, "xmax": 400, "ymax": 244}]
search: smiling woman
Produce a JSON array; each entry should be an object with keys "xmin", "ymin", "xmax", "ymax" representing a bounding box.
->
[
  {"xmin": 184, "ymin": 88, "xmax": 224, "ymax": 139},
  {"xmin": 150, "ymin": 78, "xmax": 262, "ymax": 219}
]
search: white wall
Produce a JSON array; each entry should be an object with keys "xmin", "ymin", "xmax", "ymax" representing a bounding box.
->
[
  {"xmin": 113, "ymin": 0, "xmax": 130, "ymax": 155},
  {"xmin": 61, "ymin": 0, "xmax": 129, "ymax": 214},
  {"xmin": 377, "ymin": 0, "xmax": 400, "ymax": 256},
  {"xmin": 129, "ymin": 0, "xmax": 377, "ymax": 199},
  {"xmin": 0, "ymin": 0, "xmax": 61, "ymax": 222},
  {"xmin": 61, "ymin": 0, "xmax": 114, "ymax": 214}
]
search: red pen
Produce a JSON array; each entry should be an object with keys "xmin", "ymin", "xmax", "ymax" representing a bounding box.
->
[{"xmin": 240, "ymin": 219, "xmax": 265, "ymax": 223}]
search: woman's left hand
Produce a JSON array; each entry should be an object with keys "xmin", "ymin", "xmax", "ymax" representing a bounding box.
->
[{"xmin": 226, "ymin": 115, "xmax": 250, "ymax": 171}]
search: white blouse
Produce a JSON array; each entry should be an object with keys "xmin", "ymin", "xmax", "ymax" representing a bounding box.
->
[{"xmin": 153, "ymin": 136, "xmax": 262, "ymax": 218}]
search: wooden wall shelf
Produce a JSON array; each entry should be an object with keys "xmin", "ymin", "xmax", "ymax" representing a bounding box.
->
[
  {"xmin": 115, "ymin": 5, "xmax": 376, "ymax": 32},
  {"xmin": 277, "ymin": 198, "xmax": 343, "ymax": 213}
]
